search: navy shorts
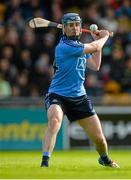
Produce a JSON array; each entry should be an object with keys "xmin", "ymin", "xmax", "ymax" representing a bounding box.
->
[{"xmin": 44, "ymin": 93, "xmax": 96, "ymax": 122}]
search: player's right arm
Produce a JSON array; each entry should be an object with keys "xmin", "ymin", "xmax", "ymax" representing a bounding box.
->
[{"xmin": 83, "ymin": 30, "xmax": 110, "ymax": 54}]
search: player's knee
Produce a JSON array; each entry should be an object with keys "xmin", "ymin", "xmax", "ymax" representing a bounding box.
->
[{"xmin": 48, "ymin": 118, "xmax": 61, "ymax": 134}]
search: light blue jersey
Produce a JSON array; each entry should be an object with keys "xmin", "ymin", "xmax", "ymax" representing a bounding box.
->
[{"xmin": 48, "ymin": 37, "xmax": 91, "ymax": 97}]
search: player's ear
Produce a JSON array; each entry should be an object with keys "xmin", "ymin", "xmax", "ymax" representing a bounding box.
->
[{"xmin": 79, "ymin": 27, "xmax": 82, "ymax": 36}]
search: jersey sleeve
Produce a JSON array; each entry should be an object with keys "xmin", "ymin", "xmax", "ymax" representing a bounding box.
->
[{"xmin": 86, "ymin": 53, "xmax": 91, "ymax": 60}]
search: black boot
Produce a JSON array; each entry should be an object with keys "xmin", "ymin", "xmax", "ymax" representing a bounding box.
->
[{"xmin": 41, "ymin": 156, "xmax": 49, "ymax": 167}]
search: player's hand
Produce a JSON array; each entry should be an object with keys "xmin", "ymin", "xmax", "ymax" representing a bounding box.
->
[
  {"xmin": 98, "ymin": 30, "xmax": 110, "ymax": 38},
  {"xmin": 91, "ymin": 30, "xmax": 100, "ymax": 40},
  {"xmin": 91, "ymin": 30, "xmax": 109, "ymax": 40}
]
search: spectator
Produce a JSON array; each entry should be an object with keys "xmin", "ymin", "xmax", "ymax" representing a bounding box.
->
[
  {"xmin": 16, "ymin": 49, "xmax": 32, "ymax": 72},
  {"xmin": 122, "ymin": 58, "xmax": 131, "ymax": 93},
  {"xmin": 85, "ymin": 73, "xmax": 104, "ymax": 96},
  {"xmin": 11, "ymin": 84, "xmax": 21, "ymax": 97},
  {"xmin": 0, "ymin": 58, "xmax": 17, "ymax": 83},
  {"xmin": 16, "ymin": 71, "xmax": 29, "ymax": 96},
  {"xmin": 42, "ymin": 32, "xmax": 56, "ymax": 64},
  {"xmin": 98, "ymin": 7, "xmax": 118, "ymax": 33},
  {"xmin": 33, "ymin": 53, "xmax": 53, "ymax": 95},
  {"xmin": 110, "ymin": 47, "xmax": 125, "ymax": 82},
  {"xmin": 116, "ymin": 0, "xmax": 131, "ymax": 18},
  {"xmin": 0, "ymin": 23, "xmax": 6, "ymax": 46},
  {"xmin": 7, "ymin": 10, "xmax": 25, "ymax": 33},
  {"xmin": 0, "ymin": 73, "xmax": 11, "ymax": 97}
]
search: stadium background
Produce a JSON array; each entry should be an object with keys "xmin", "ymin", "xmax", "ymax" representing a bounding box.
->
[{"xmin": 0, "ymin": 0, "xmax": 131, "ymax": 155}]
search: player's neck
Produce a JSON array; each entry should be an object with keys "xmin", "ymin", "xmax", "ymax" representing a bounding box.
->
[{"xmin": 61, "ymin": 35, "xmax": 80, "ymax": 41}]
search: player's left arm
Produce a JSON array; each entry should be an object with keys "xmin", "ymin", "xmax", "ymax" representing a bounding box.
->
[
  {"xmin": 86, "ymin": 31, "xmax": 103, "ymax": 71},
  {"xmin": 87, "ymin": 50, "xmax": 102, "ymax": 71}
]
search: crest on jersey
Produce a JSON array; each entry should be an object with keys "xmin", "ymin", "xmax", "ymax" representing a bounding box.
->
[{"xmin": 76, "ymin": 57, "xmax": 86, "ymax": 70}]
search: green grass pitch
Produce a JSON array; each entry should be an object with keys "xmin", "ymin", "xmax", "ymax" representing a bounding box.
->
[{"xmin": 0, "ymin": 150, "xmax": 131, "ymax": 179}]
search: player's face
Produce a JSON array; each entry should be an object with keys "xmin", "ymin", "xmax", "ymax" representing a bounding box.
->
[{"xmin": 64, "ymin": 22, "xmax": 81, "ymax": 37}]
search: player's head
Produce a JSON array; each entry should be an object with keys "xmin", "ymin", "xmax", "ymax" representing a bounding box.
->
[{"xmin": 61, "ymin": 13, "xmax": 82, "ymax": 40}]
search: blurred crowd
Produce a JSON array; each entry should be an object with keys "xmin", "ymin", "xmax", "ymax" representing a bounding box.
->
[{"xmin": 0, "ymin": 0, "xmax": 131, "ymax": 102}]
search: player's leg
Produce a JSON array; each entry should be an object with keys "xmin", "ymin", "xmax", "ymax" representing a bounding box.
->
[
  {"xmin": 78, "ymin": 114, "xmax": 108, "ymax": 155},
  {"xmin": 41, "ymin": 104, "xmax": 64, "ymax": 167},
  {"xmin": 78, "ymin": 114, "xmax": 119, "ymax": 168}
]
